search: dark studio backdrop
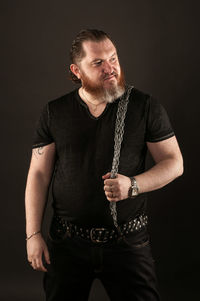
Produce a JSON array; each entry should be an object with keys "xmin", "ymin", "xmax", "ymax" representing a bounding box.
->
[{"xmin": 1, "ymin": 0, "xmax": 199, "ymax": 300}]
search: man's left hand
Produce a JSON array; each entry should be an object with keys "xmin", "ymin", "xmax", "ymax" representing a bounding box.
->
[{"xmin": 102, "ymin": 172, "xmax": 131, "ymax": 202}]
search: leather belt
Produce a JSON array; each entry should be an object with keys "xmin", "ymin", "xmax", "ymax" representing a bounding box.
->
[{"xmin": 51, "ymin": 213, "xmax": 148, "ymax": 244}]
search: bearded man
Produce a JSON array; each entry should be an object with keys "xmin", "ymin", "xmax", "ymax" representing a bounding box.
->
[{"xmin": 25, "ymin": 29, "xmax": 183, "ymax": 301}]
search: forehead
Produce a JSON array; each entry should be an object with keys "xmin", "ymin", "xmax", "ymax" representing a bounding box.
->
[{"xmin": 81, "ymin": 38, "xmax": 117, "ymax": 61}]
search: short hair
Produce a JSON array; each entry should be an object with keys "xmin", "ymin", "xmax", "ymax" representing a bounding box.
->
[{"xmin": 69, "ymin": 29, "xmax": 116, "ymax": 84}]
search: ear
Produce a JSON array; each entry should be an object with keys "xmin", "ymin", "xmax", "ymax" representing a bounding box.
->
[{"xmin": 70, "ymin": 64, "xmax": 81, "ymax": 79}]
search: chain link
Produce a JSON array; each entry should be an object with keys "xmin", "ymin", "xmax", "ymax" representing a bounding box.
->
[{"xmin": 109, "ymin": 85, "xmax": 134, "ymax": 228}]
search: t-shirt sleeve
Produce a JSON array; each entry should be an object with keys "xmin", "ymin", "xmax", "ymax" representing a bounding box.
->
[
  {"xmin": 32, "ymin": 103, "xmax": 54, "ymax": 149},
  {"xmin": 145, "ymin": 97, "xmax": 175, "ymax": 143}
]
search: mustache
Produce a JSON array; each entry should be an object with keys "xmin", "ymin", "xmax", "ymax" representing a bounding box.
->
[{"xmin": 102, "ymin": 72, "xmax": 118, "ymax": 80}]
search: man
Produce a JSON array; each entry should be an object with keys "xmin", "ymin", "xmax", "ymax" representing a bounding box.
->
[{"xmin": 25, "ymin": 29, "xmax": 183, "ymax": 301}]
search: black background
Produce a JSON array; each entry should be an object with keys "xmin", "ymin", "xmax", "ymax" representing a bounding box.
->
[{"xmin": 1, "ymin": 1, "xmax": 199, "ymax": 300}]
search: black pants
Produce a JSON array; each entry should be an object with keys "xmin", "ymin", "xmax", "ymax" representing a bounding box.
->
[{"xmin": 43, "ymin": 220, "xmax": 160, "ymax": 301}]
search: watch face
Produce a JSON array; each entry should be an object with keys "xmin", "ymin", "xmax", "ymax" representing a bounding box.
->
[
  {"xmin": 132, "ymin": 187, "xmax": 138, "ymax": 196},
  {"xmin": 128, "ymin": 181, "xmax": 138, "ymax": 198}
]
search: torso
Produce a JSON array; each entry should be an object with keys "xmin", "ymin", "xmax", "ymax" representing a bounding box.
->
[
  {"xmin": 46, "ymin": 87, "xmax": 150, "ymax": 226},
  {"xmin": 35, "ymin": 87, "xmax": 173, "ymax": 226}
]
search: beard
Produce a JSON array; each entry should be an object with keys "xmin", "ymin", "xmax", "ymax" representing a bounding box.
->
[{"xmin": 79, "ymin": 67, "xmax": 126, "ymax": 103}]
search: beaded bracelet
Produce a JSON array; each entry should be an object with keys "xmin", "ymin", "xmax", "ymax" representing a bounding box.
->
[{"xmin": 26, "ymin": 230, "xmax": 41, "ymax": 241}]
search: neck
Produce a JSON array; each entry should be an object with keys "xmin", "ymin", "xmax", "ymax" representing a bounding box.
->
[{"xmin": 80, "ymin": 87, "xmax": 106, "ymax": 106}]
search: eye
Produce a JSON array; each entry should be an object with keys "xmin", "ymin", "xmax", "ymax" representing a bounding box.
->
[
  {"xmin": 110, "ymin": 57, "xmax": 116, "ymax": 62},
  {"xmin": 94, "ymin": 60, "xmax": 102, "ymax": 66}
]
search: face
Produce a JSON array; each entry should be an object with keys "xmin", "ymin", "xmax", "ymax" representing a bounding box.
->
[{"xmin": 71, "ymin": 38, "xmax": 126, "ymax": 103}]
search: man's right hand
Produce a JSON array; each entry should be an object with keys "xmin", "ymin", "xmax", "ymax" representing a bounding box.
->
[{"xmin": 26, "ymin": 234, "xmax": 51, "ymax": 272}]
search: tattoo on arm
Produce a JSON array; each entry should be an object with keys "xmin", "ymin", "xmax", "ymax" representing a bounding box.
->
[
  {"xmin": 33, "ymin": 147, "xmax": 44, "ymax": 158},
  {"xmin": 38, "ymin": 147, "xmax": 44, "ymax": 155}
]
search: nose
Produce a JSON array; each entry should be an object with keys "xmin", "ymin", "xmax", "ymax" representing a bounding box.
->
[{"xmin": 102, "ymin": 61, "xmax": 113, "ymax": 75}]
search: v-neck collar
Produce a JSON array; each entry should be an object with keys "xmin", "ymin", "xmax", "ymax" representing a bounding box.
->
[{"xmin": 75, "ymin": 88, "xmax": 118, "ymax": 120}]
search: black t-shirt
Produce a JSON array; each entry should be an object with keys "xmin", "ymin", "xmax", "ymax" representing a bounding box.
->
[{"xmin": 32, "ymin": 87, "xmax": 174, "ymax": 227}]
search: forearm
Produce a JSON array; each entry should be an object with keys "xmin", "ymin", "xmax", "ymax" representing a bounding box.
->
[
  {"xmin": 25, "ymin": 171, "xmax": 49, "ymax": 236},
  {"xmin": 135, "ymin": 157, "xmax": 183, "ymax": 194}
]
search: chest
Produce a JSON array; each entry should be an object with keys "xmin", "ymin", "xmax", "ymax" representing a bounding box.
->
[
  {"xmin": 51, "ymin": 104, "xmax": 146, "ymax": 157},
  {"xmin": 86, "ymin": 103, "xmax": 107, "ymax": 118}
]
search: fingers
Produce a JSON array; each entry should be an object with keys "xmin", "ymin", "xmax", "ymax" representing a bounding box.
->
[
  {"xmin": 28, "ymin": 255, "xmax": 48, "ymax": 272},
  {"xmin": 102, "ymin": 172, "xmax": 111, "ymax": 180},
  {"xmin": 104, "ymin": 184, "xmax": 114, "ymax": 193},
  {"xmin": 105, "ymin": 191, "xmax": 119, "ymax": 200},
  {"xmin": 44, "ymin": 247, "xmax": 51, "ymax": 265},
  {"xmin": 104, "ymin": 186, "xmax": 118, "ymax": 196},
  {"xmin": 30, "ymin": 257, "xmax": 48, "ymax": 272},
  {"xmin": 106, "ymin": 194, "xmax": 119, "ymax": 202},
  {"xmin": 103, "ymin": 182, "xmax": 119, "ymax": 196},
  {"xmin": 104, "ymin": 178, "xmax": 118, "ymax": 187},
  {"xmin": 27, "ymin": 238, "xmax": 50, "ymax": 272},
  {"xmin": 104, "ymin": 185, "xmax": 120, "ymax": 201},
  {"xmin": 103, "ymin": 173, "xmax": 123, "ymax": 202},
  {"xmin": 103, "ymin": 173, "xmax": 131, "ymax": 202},
  {"xmin": 104, "ymin": 177, "xmax": 119, "ymax": 201}
]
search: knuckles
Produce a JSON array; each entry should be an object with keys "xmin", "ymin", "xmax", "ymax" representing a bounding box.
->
[{"xmin": 103, "ymin": 175, "xmax": 128, "ymax": 202}]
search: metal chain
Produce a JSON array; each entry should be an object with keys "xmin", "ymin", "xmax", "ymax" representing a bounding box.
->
[{"xmin": 109, "ymin": 85, "xmax": 134, "ymax": 228}]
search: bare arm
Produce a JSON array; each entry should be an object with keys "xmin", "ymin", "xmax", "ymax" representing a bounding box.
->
[
  {"xmin": 134, "ymin": 136, "xmax": 184, "ymax": 193},
  {"xmin": 25, "ymin": 142, "xmax": 56, "ymax": 271},
  {"xmin": 103, "ymin": 136, "xmax": 184, "ymax": 201}
]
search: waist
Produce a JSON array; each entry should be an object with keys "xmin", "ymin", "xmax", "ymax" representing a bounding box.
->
[{"xmin": 49, "ymin": 213, "xmax": 148, "ymax": 244}]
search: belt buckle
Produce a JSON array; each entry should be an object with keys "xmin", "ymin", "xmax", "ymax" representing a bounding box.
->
[{"xmin": 90, "ymin": 227, "xmax": 107, "ymax": 243}]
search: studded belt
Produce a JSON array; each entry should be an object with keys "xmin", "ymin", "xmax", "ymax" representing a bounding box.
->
[{"xmin": 50, "ymin": 213, "xmax": 148, "ymax": 244}]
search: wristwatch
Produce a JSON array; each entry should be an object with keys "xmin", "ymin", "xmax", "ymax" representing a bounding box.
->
[{"xmin": 128, "ymin": 177, "xmax": 139, "ymax": 198}]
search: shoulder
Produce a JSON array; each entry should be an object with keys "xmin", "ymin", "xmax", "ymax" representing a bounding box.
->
[
  {"xmin": 129, "ymin": 87, "xmax": 151, "ymax": 105},
  {"xmin": 127, "ymin": 87, "xmax": 153, "ymax": 114},
  {"xmin": 129, "ymin": 87, "xmax": 164, "ymax": 111}
]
